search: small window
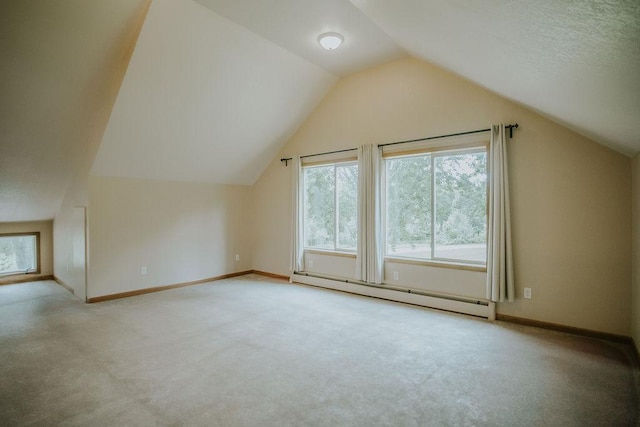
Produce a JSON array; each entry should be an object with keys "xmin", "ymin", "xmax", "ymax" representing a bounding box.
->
[
  {"xmin": 0, "ymin": 233, "xmax": 40, "ymax": 276},
  {"xmin": 384, "ymin": 147, "xmax": 487, "ymax": 264},
  {"xmin": 303, "ymin": 162, "xmax": 358, "ymax": 252}
]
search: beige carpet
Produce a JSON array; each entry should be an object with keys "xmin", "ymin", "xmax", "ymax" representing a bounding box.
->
[{"xmin": 1, "ymin": 275, "xmax": 638, "ymax": 426}]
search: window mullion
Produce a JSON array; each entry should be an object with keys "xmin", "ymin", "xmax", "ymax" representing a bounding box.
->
[
  {"xmin": 430, "ymin": 155, "xmax": 436, "ymax": 260},
  {"xmin": 334, "ymin": 165, "xmax": 339, "ymax": 251}
]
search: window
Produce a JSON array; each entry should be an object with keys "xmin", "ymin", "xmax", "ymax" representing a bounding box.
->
[
  {"xmin": 0, "ymin": 232, "xmax": 40, "ymax": 276},
  {"xmin": 384, "ymin": 147, "xmax": 487, "ymax": 264},
  {"xmin": 303, "ymin": 162, "xmax": 358, "ymax": 251}
]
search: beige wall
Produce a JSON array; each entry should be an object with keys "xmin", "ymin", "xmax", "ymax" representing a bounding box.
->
[
  {"xmin": 53, "ymin": 0, "xmax": 150, "ymax": 296},
  {"xmin": 0, "ymin": 220, "xmax": 53, "ymax": 283},
  {"xmin": 251, "ymin": 57, "xmax": 632, "ymax": 335},
  {"xmin": 632, "ymin": 154, "xmax": 640, "ymax": 349},
  {"xmin": 87, "ymin": 176, "xmax": 252, "ymax": 298}
]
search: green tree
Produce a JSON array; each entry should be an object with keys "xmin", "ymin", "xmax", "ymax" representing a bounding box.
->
[
  {"xmin": 386, "ymin": 156, "xmax": 431, "ymax": 252},
  {"xmin": 304, "ymin": 166, "xmax": 335, "ymax": 248},
  {"xmin": 337, "ymin": 164, "xmax": 358, "ymax": 249},
  {"xmin": 304, "ymin": 163, "xmax": 358, "ymax": 250},
  {"xmin": 435, "ymin": 152, "xmax": 486, "ymax": 245}
]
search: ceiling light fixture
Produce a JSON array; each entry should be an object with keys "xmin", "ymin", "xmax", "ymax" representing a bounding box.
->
[{"xmin": 318, "ymin": 32, "xmax": 344, "ymax": 51}]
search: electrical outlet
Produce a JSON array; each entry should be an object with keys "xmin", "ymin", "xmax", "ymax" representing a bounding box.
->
[
  {"xmin": 235, "ymin": 254, "xmax": 240, "ymax": 261},
  {"xmin": 393, "ymin": 271, "xmax": 399, "ymax": 280},
  {"xmin": 308, "ymin": 260, "xmax": 314, "ymax": 268},
  {"xmin": 524, "ymin": 287, "xmax": 532, "ymax": 299},
  {"xmin": 141, "ymin": 266, "xmax": 147, "ymax": 276}
]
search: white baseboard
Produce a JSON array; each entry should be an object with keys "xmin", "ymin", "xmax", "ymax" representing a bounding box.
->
[{"xmin": 291, "ymin": 273, "xmax": 495, "ymax": 319}]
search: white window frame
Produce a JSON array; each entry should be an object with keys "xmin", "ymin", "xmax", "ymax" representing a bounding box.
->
[
  {"xmin": 0, "ymin": 232, "xmax": 40, "ymax": 276},
  {"xmin": 302, "ymin": 159, "xmax": 358, "ymax": 254},
  {"xmin": 382, "ymin": 143, "xmax": 488, "ymax": 267}
]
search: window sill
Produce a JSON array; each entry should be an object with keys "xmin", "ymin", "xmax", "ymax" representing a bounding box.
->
[
  {"xmin": 304, "ymin": 249, "xmax": 357, "ymax": 259},
  {"xmin": 0, "ymin": 270, "xmax": 40, "ymax": 278},
  {"xmin": 384, "ymin": 256, "xmax": 486, "ymax": 272},
  {"xmin": 0, "ymin": 273, "xmax": 49, "ymax": 286}
]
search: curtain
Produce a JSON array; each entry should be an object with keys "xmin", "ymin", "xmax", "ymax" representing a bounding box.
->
[
  {"xmin": 290, "ymin": 156, "xmax": 304, "ymax": 276},
  {"xmin": 486, "ymin": 124, "xmax": 514, "ymax": 302},
  {"xmin": 355, "ymin": 145, "xmax": 383, "ymax": 284}
]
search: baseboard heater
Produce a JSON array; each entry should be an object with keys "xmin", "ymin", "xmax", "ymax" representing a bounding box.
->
[{"xmin": 291, "ymin": 272, "xmax": 495, "ymax": 320}]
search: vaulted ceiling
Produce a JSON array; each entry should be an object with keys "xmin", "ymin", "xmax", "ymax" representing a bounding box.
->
[
  {"xmin": 0, "ymin": 0, "xmax": 149, "ymax": 222},
  {"xmin": 1, "ymin": 0, "xmax": 639, "ymax": 221}
]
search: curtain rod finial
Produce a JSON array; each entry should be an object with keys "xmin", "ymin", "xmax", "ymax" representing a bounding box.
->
[{"xmin": 506, "ymin": 123, "xmax": 519, "ymax": 138}]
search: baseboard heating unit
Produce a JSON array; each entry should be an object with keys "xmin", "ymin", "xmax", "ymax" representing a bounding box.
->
[{"xmin": 291, "ymin": 272, "xmax": 495, "ymax": 320}]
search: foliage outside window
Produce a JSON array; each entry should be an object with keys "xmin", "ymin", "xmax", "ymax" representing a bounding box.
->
[
  {"xmin": 385, "ymin": 147, "xmax": 487, "ymax": 264},
  {"xmin": 0, "ymin": 233, "xmax": 39, "ymax": 276},
  {"xmin": 303, "ymin": 162, "xmax": 358, "ymax": 251}
]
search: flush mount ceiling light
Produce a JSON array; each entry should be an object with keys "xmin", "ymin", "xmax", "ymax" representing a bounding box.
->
[{"xmin": 318, "ymin": 32, "xmax": 344, "ymax": 50}]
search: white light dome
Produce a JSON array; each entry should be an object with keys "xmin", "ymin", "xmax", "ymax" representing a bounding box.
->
[{"xmin": 318, "ymin": 32, "xmax": 344, "ymax": 50}]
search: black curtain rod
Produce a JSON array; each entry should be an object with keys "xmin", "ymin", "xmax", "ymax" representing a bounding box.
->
[
  {"xmin": 379, "ymin": 123, "xmax": 519, "ymax": 148},
  {"xmin": 281, "ymin": 147, "xmax": 357, "ymax": 165},
  {"xmin": 301, "ymin": 147, "xmax": 357, "ymax": 159},
  {"xmin": 281, "ymin": 124, "xmax": 518, "ymax": 165}
]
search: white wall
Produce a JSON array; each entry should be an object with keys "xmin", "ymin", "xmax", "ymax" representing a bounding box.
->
[
  {"xmin": 252, "ymin": 57, "xmax": 632, "ymax": 335},
  {"xmin": 87, "ymin": 176, "xmax": 252, "ymax": 298}
]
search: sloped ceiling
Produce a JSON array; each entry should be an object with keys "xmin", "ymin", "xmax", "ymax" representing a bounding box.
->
[
  {"xmin": 192, "ymin": 0, "xmax": 406, "ymax": 76},
  {"xmin": 351, "ymin": 0, "xmax": 640, "ymax": 156},
  {"xmin": 91, "ymin": 0, "xmax": 337, "ymax": 185},
  {"xmin": 2, "ymin": 0, "xmax": 639, "ymax": 221},
  {"xmin": 0, "ymin": 0, "xmax": 148, "ymax": 222}
]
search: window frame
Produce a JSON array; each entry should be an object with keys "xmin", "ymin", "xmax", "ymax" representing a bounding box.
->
[
  {"xmin": 302, "ymin": 159, "xmax": 358, "ymax": 254},
  {"xmin": 0, "ymin": 232, "xmax": 41, "ymax": 277},
  {"xmin": 382, "ymin": 143, "xmax": 489, "ymax": 268}
]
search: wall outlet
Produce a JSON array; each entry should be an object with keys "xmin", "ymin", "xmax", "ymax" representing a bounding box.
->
[
  {"xmin": 235, "ymin": 254, "xmax": 240, "ymax": 261},
  {"xmin": 393, "ymin": 271, "xmax": 399, "ymax": 280},
  {"xmin": 524, "ymin": 287, "xmax": 532, "ymax": 299},
  {"xmin": 141, "ymin": 266, "xmax": 147, "ymax": 276},
  {"xmin": 308, "ymin": 259, "xmax": 314, "ymax": 268}
]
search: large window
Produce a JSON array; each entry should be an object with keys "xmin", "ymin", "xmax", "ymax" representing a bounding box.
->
[
  {"xmin": 303, "ymin": 162, "xmax": 358, "ymax": 251},
  {"xmin": 385, "ymin": 147, "xmax": 487, "ymax": 264},
  {"xmin": 0, "ymin": 233, "xmax": 40, "ymax": 276}
]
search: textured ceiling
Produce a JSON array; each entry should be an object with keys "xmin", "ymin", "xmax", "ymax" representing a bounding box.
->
[
  {"xmin": 2, "ymin": 0, "xmax": 639, "ymax": 222},
  {"xmin": 351, "ymin": 0, "xmax": 640, "ymax": 156}
]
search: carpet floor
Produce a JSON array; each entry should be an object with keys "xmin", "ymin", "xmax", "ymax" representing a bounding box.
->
[{"xmin": 0, "ymin": 275, "xmax": 638, "ymax": 426}]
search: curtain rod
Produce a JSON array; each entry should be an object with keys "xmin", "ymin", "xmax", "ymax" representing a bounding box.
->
[
  {"xmin": 379, "ymin": 123, "xmax": 519, "ymax": 148},
  {"xmin": 281, "ymin": 147, "xmax": 357, "ymax": 165},
  {"xmin": 280, "ymin": 124, "xmax": 518, "ymax": 165}
]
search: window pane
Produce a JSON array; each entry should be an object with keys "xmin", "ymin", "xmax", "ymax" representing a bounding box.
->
[
  {"xmin": 0, "ymin": 235, "xmax": 37, "ymax": 275},
  {"xmin": 434, "ymin": 151, "xmax": 487, "ymax": 262},
  {"xmin": 385, "ymin": 155, "xmax": 431, "ymax": 258},
  {"xmin": 336, "ymin": 164, "xmax": 358, "ymax": 250},
  {"xmin": 304, "ymin": 166, "xmax": 335, "ymax": 249}
]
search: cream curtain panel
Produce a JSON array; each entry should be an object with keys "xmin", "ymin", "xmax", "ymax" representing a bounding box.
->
[
  {"xmin": 486, "ymin": 124, "xmax": 514, "ymax": 302},
  {"xmin": 290, "ymin": 156, "xmax": 304, "ymax": 276},
  {"xmin": 355, "ymin": 145, "xmax": 383, "ymax": 284}
]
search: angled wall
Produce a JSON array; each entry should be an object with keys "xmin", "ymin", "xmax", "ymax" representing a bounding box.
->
[
  {"xmin": 91, "ymin": 0, "xmax": 336, "ymax": 186},
  {"xmin": 252, "ymin": 57, "xmax": 632, "ymax": 336},
  {"xmin": 632, "ymin": 154, "xmax": 640, "ymax": 350},
  {"xmin": 53, "ymin": 0, "xmax": 151, "ymax": 296},
  {"xmin": 84, "ymin": 0, "xmax": 335, "ymax": 299}
]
